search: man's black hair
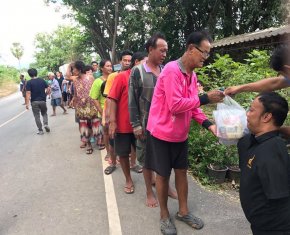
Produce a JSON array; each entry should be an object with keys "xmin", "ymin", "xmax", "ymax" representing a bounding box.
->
[
  {"xmin": 145, "ymin": 32, "xmax": 166, "ymax": 53},
  {"xmin": 186, "ymin": 31, "xmax": 212, "ymax": 48},
  {"xmin": 130, "ymin": 51, "xmax": 147, "ymax": 68},
  {"xmin": 27, "ymin": 68, "xmax": 37, "ymax": 78},
  {"xmin": 119, "ymin": 50, "xmax": 133, "ymax": 61},
  {"xmin": 258, "ymin": 92, "xmax": 289, "ymax": 127},
  {"xmin": 270, "ymin": 44, "xmax": 290, "ymax": 72},
  {"xmin": 91, "ymin": 61, "xmax": 98, "ymax": 65}
]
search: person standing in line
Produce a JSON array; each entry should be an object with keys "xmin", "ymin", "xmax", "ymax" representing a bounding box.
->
[
  {"xmin": 66, "ymin": 61, "xmax": 99, "ymax": 154},
  {"xmin": 129, "ymin": 32, "xmax": 177, "ymax": 208},
  {"xmin": 108, "ymin": 52, "xmax": 147, "ymax": 193},
  {"xmin": 103, "ymin": 50, "xmax": 142, "ymax": 175},
  {"xmin": 19, "ymin": 74, "xmax": 26, "ymax": 105},
  {"xmin": 237, "ymin": 92, "xmax": 290, "ymax": 235},
  {"xmin": 25, "ymin": 68, "xmax": 50, "ymax": 135},
  {"xmin": 90, "ymin": 59, "xmax": 113, "ymax": 152},
  {"xmin": 91, "ymin": 61, "xmax": 102, "ymax": 79},
  {"xmin": 48, "ymin": 72, "xmax": 67, "ymax": 116},
  {"xmin": 145, "ymin": 31, "xmax": 224, "ymax": 235}
]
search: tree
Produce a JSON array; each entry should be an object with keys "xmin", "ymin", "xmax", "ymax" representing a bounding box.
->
[
  {"xmin": 45, "ymin": 0, "xmax": 286, "ymax": 61},
  {"xmin": 10, "ymin": 42, "xmax": 24, "ymax": 69},
  {"xmin": 33, "ymin": 25, "xmax": 91, "ymax": 72}
]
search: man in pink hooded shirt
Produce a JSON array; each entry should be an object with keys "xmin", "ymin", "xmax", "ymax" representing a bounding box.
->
[{"xmin": 145, "ymin": 31, "xmax": 224, "ymax": 235}]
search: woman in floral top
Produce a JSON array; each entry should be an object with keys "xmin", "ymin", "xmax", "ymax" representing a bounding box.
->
[{"xmin": 66, "ymin": 61, "xmax": 98, "ymax": 154}]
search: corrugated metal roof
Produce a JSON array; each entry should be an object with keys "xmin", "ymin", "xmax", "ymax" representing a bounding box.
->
[{"xmin": 212, "ymin": 25, "xmax": 290, "ymax": 48}]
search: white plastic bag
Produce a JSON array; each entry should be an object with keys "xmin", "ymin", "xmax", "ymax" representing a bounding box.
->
[{"xmin": 213, "ymin": 96, "xmax": 248, "ymax": 145}]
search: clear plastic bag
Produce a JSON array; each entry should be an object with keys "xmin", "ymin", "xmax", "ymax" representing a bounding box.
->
[{"xmin": 213, "ymin": 96, "xmax": 248, "ymax": 145}]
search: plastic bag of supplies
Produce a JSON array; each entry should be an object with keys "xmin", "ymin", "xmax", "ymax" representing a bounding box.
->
[{"xmin": 213, "ymin": 96, "xmax": 248, "ymax": 145}]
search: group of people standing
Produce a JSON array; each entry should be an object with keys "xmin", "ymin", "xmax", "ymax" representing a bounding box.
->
[{"xmin": 24, "ymin": 29, "xmax": 290, "ymax": 235}]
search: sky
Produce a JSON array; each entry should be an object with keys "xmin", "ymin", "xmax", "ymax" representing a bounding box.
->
[{"xmin": 0, "ymin": 0, "xmax": 72, "ymax": 68}]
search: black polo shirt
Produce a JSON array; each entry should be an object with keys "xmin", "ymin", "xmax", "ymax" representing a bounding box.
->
[{"xmin": 238, "ymin": 131, "xmax": 290, "ymax": 231}]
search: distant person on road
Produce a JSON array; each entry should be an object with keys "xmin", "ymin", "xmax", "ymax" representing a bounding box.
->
[
  {"xmin": 237, "ymin": 92, "xmax": 290, "ymax": 235},
  {"xmin": 19, "ymin": 74, "xmax": 26, "ymax": 105},
  {"xmin": 128, "ymin": 32, "xmax": 177, "ymax": 208},
  {"xmin": 25, "ymin": 68, "xmax": 50, "ymax": 135},
  {"xmin": 145, "ymin": 31, "xmax": 224, "ymax": 235},
  {"xmin": 48, "ymin": 72, "xmax": 67, "ymax": 116}
]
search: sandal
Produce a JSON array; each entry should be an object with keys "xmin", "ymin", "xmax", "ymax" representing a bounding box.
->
[
  {"xmin": 175, "ymin": 212, "xmax": 204, "ymax": 230},
  {"xmin": 98, "ymin": 144, "xmax": 106, "ymax": 150},
  {"xmin": 130, "ymin": 164, "xmax": 143, "ymax": 173},
  {"xmin": 86, "ymin": 148, "xmax": 93, "ymax": 154},
  {"xmin": 80, "ymin": 142, "xmax": 87, "ymax": 148},
  {"xmin": 104, "ymin": 165, "xmax": 116, "ymax": 175},
  {"xmin": 124, "ymin": 185, "xmax": 134, "ymax": 194}
]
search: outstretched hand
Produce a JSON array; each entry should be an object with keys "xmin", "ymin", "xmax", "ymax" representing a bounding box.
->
[
  {"xmin": 207, "ymin": 90, "xmax": 225, "ymax": 104},
  {"xmin": 224, "ymin": 86, "xmax": 241, "ymax": 96}
]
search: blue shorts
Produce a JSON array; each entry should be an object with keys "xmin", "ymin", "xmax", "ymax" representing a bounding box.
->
[{"xmin": 51, "ymin": 98, "xmax": 61, "ymax": 106}]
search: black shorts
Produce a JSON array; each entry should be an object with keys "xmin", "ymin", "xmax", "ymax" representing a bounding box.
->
[
  {"xmin": 251, "ymin": 225, "xmax": 290, "ymax": 235},
  {"xmin": 145, "ymin": 132, "xmax": 188, "ymax": 177},
  {"xmin": 114, "ymin": 133, "xmax": 136, "ymax": 157}
]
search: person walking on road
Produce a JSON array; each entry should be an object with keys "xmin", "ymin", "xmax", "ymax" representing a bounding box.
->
[
  {"xmin": 19, "ymin": 74, "xmax": 26, "ymax": 105},
  {"xmin": 145, "ymin": 31, "xmax": 224, "ymax": 235},
  {"xmin": 25, "ymin": 68, "xmax": 50, "ymax": 135},
  {"xmin": 48, "ymin": 72, "xmax": 67, "ymax": 116}
]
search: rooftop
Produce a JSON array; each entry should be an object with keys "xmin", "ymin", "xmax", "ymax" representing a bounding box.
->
[{"xmin": 212, "ymin": 25, "xmax": 290, "ymax": 48}]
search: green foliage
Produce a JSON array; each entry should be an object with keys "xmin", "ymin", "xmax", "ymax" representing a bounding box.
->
[
  {"xmin": 188, "ymin": 121, "xmax": 238, "ymax": 185},
  {"xmin": 197, "ymin": 50, "xmax": 277, "ymax": 108},
  {"xmin": 33, "ymin": 25, "xmax": 91, "ymax": 72},
  {"xmin": 0, "ymin": 65, "xmax": 20, "ymax": 86},
  {"xmin": 46, "ymin": 0, "xmax": 286, "ymax": 61}
]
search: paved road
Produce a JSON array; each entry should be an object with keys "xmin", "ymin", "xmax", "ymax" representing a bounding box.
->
[{"xmin": 0, "ymin": 92, "xmax": 251, "ymax": 235}]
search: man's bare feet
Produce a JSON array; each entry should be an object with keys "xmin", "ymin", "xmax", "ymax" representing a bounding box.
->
[
  {"xmin": 146, "ymin": 192, "xmax": 159, "ymax": 208},
  {"xmin": 168, "ymin": 185, "xmax": 178, "ymax": 199}
]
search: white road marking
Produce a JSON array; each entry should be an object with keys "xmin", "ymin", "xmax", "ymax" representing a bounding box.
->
[
  {"xmin": 101, "ymin": 149, "xmax": 122, "ymax": 235},
  {"xmin": 0, "ymin": 110, "xmax": 27, "ymax": 128}
]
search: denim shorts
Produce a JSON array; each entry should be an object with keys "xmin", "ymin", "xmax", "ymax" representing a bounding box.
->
[{"xmin": 51, "ymin": 98, "xmax": 61, "ymax": 106}]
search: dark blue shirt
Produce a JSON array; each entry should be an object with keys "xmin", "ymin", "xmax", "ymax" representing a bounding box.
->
[{"xmin": 26, "ymin": 78, "xmax": 48, "ymax": 102}]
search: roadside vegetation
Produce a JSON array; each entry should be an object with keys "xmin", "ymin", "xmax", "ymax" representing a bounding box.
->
[
  {"xmin": 0, "ymin": 66, "xmax": 21, "ymax": 98},
  {"xmin": 188, "ymin": 49, "xmax": 290, "ymax": 186}
]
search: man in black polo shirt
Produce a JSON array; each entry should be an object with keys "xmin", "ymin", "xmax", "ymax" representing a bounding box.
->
[
  {"xmin": 26, "ymin": 68, "xmax": 50, "ymax": 135},
  {"xmin": 238, "ymin": 92, "xmax": 290, "ymax": 235}
]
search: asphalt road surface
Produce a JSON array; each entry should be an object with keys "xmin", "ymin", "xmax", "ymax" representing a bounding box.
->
[{"xmin": 0, "ymin": 92, "xmax": 251, "ymax": 235}]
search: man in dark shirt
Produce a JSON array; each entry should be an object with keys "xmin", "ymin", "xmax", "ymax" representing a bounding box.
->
[
  {"xmin": 25, "ymin": 68, "xmax": 50, "ymax": 135},
  {"xmin": 238, "ymin": 92, "xmax": 290, "ymax": 235}
]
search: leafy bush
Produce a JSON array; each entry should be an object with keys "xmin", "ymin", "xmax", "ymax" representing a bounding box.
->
[
  {"xmin": 188, "ymin": 120, "xmax": 238, "ymax": 185},
  {"xmin": 0, "ymin": 65, "xmax": 19, "ymax": 86},
  {"xmin": 197, "ymin": 50, "xmax": 277, "ymax": 108},
  {"xmin": 189, "ymin": 49, "xmax": 289, "ymax": 185}
]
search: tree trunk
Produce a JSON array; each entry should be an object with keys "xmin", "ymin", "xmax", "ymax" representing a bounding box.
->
[{"xmin": 111, "ymin": 0, "xmax": 119, "ymax": 64}]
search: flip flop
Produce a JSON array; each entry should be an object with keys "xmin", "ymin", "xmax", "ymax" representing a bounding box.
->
[
  {"xmin": 130, "ymin": 164, "xmax": 143, "ymax": 173},
  {"xmin": 80, "ymin": 142, "xmax": 87, "ymax": 148},
  {"xmin": 104, "ymin": 165, "xmax": 116, "ymax": 175},
  {"xmin": 86, "ymin": 148, "xmax": 93, "ymax": 154},
  {"xmin": 124, "ymin": 185, "xmax": 134, "ymax": 194}
]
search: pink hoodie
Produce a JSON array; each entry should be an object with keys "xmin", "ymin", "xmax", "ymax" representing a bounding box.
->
[{"xmin": 147, "ymin": 59, "xmax": 209, "ymax": 142}]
